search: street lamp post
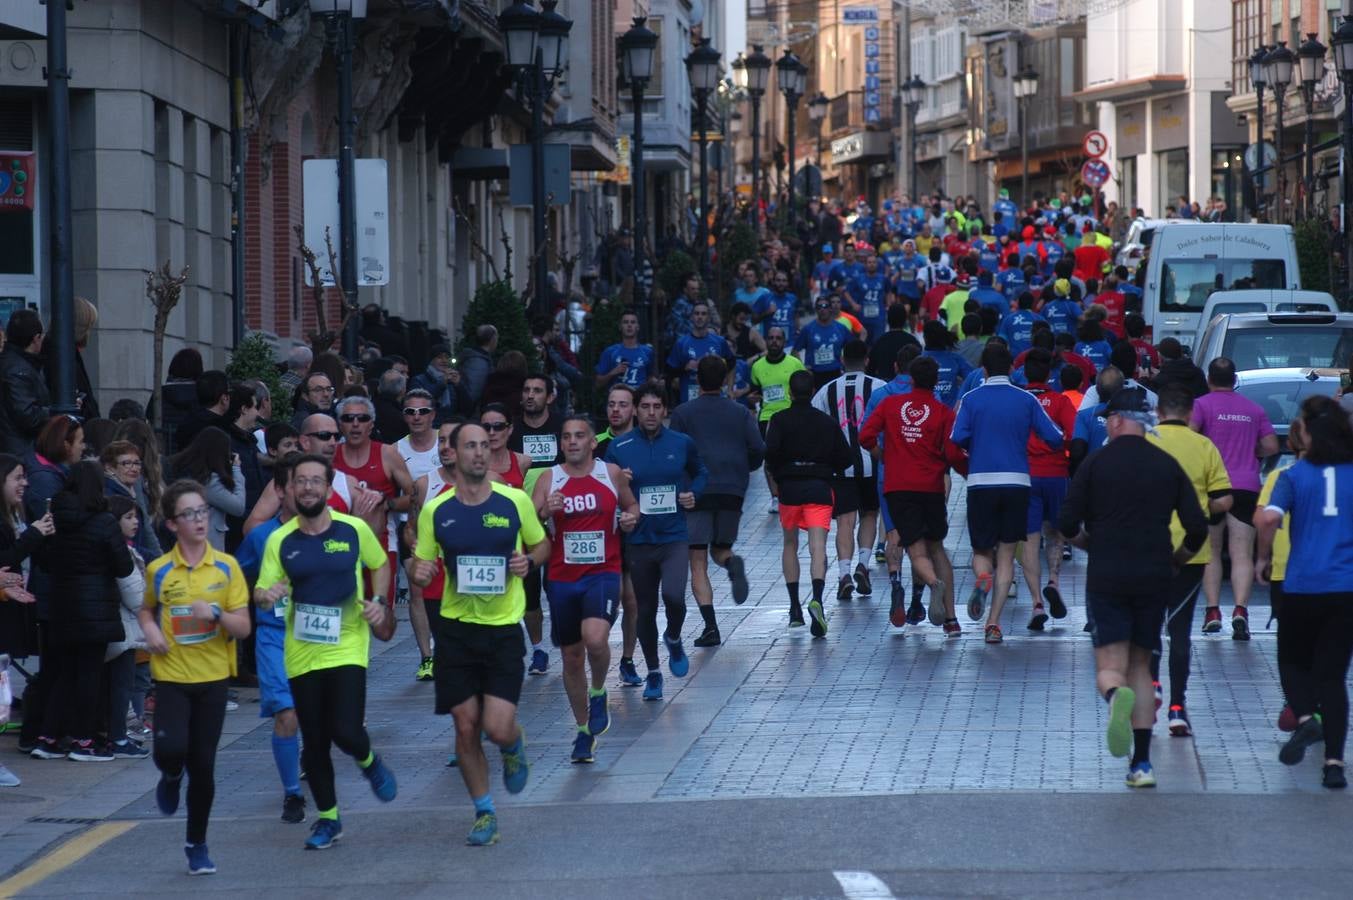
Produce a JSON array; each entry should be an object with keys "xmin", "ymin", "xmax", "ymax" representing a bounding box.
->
[
  {"xmin": 1249, "ymin": 45, "xmax": 1269, "ymax": 217},
  {"xmin": 1012, "ymin": 65, "xmax": 1039, "ymax": 212},
  {"xmin": 1332, "ymin": 17, "xmax": 1353, "ymax": 298},
  {"xmin": 1298, "ymin": 33, "xmax": 1327, "ymax": 221},
  {"xmin": 777, "ymin": 50, "xmax": 806, "ymax": 238},
  {"xmin": 315, "ymin": 0, "xmax": 368, "ymax": 361},
  {"xmin": 620, "ymin": 17, "xmax": 659, "ymax": 339},
  {"xmin": 742, "ymin": 45, "xmax": 772, "ymax": 233},
  {"xmin": 903, "ymin": 75, "xmax": 925, "ymax": 197},
  {"xmin": 45, "ymin": 0, "xmax": 76, "ymax": 413},
  {"xmin": 499, "ymin": 0, "xmax": 572, "ymax": 320},
  {"xmin": 686, "ymin": 38, "xmax": 722, "ymax": 283},
  {"xmin": 808, "ymin": 91, "xmax": 828, "ymax": 169},
  {"xmin": 1264, "ymin": 41, "xmax": 1294, "ymax": 223}
]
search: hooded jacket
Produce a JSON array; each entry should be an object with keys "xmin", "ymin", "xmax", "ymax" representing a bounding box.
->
[{"xmin": 39, "ymin": 493, "xmax": 134, "ymax": 645}]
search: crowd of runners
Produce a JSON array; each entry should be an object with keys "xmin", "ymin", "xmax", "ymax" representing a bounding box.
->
[{"xmin": 0, "ymin": 190, "xmax": 1351, "ymax": 876}]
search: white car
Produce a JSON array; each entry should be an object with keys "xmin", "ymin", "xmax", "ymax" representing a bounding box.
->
[{"xmin": 1235, "ymin": 367, "xmax": 1343, "ymax": 454}]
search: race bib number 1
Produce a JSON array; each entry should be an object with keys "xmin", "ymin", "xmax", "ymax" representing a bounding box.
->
[
  {"xmin": 563, "ymin": 530, "xmax": 605, "ymax": 565},
  {"xmin": 639, "ymin": 485, "xmax": 678, "ymax": 515},
  {"xmin": 294, "ymin": 603, "xmax": 341, "ymax": 645},
  {"xmin": 457, "ymin": 555, "xmax": 508, "ymax": 595},
  {"xmin": 524, "ymin": 434, "xmax": 558, "ymax": 464}
]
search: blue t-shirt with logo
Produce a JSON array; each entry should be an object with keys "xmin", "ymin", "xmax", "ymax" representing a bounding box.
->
[
  {"xmin": 890, "ymin": 254, "xmax": 924, "ymax": 300},
  {"xmin": 596, "ymin": 342, "xmax": 656, "ymax": 388},
  {"xmin": 923, "ymin": 349, "xmax": 976, "ymax": 407},
  {"xmin": 997, "ymin": 309, "xmax": 1047, "ymax": 357},
  {"xmin": 1268, "ymin": 461, "xmax": 1353, "ymax": 592},
  {"xmin": 754, "ymin": 290, "xmax": 799, "ymax": 343},
  {"xmin": 996, "ymin": 268, "xmax": 1026, "ymax": 299},
  {"xmin": 666, "ymin": 332, "xmax": 735, "ymax": 404},
  {"xmin": 793, "ymin": 319, "xmax": 852, "ymax": 373},
  {"xmin": 1075, "ymin": 340, "xmax": 1114, "ymax": 372},
  {"xmin": 850, "ymin": 273, "xmax": 891, "ymax": 338}
]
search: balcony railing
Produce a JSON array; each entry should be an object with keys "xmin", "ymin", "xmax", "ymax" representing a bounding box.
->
[{"xmin": 829, "ymin": 90, "xmax": 892, "ymax": 133}]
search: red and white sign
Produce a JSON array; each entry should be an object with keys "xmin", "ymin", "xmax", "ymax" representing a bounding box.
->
[
  {"xmin": 0, "ymin": 152, "xmax": 34, "ymax": 213},
  {"xmin": 1081, "ymin": 158, "xmax": 1111, "ymax": 188},
  {"xmin": 1081, "ymin": 130, "xmax": 1109, "ymax": 159}
]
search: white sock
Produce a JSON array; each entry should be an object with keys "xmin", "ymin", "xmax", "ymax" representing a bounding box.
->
[
  {"xmin": 856, "ymin": 548, "xmax": 871, "ymax": 568},
  {"xmin": 531, "ymin": 642, "xmax": 543, "ymax": 655},
  {"xmin": 837, "ymin": 560, "xmax": 852, "ymax": 578}
]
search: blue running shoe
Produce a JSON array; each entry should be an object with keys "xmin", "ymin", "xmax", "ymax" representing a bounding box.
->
[
  {"xmin": 664, "ymin": 634, "xmax": 689, "ymax": 677},
  {"xmin": 618, "ymin": 659, "xmax": 643, "ymax": 686},
  {"xmin": 587, "ymin": 692, "xmax": 610, "ymax": 737},
  {"xmin": 643, "ymin": 671, "xmax": 663, "ymax": 701},
  {"xmin": 466, "ymin": 813, "xmax": 499, "ymax": 846},
  {"xmin": 571, "ymin": 731, "xmax": 596, "ymax": 764},
  {"xmin": 361, "ymin": 753, "xmax": 397, "ymax": 802},
  {"xmin": 501, "ymin": 729, "xmax": 530, "ymax": 794},
  {"xmin": 446, "ymin": 752, "xmax": 459, "ymax": 767},
  {"xmin": 1125, "ymin": 762, "xmax": 1156, "ymax": 788},
  {"xmin": 184, "ymin": 843, "xmax": 216, "ymax": 876},
  {"xmin": 156, "ymin": 771, "xmax": 182, "ymax": 816},
  {"xmin": 528, "ymin": 649, "xmax": 548, "ymax": 675},
  {"xmin": 304, "ymin": 817, "xmax": 343, "ymax": 850}
]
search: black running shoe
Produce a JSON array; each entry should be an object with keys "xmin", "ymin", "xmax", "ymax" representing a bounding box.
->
[
  {"xmin": 1323, "ymin": 764, "xmax": 1347, "ymax": 789},
  {"xmin": 836, "ymin": 575, "xmax": 853, "ymax": 602},
  {"xmin": 282, "ymin": 793, "xmax": 306, "ymax": 824},
  {"xmin": 1279, "ymin": 716, "xmax": 1324, "ymax": 766},
  {"xmin": 693, "ymin": 626, "xmax": 721, "ymax": 647},
  {"xmin": 905, "ymin": 598, "xmax": 925, "ymax": 625},
  {"xmin": 1043, "ymin": 584, "xmax": 1067, "ymax": 619},
  {"xmin": 853, "ymin": 564, "xmax": 872, "ymax": 597},
  {"xmin": 889, "ymin": 582, "xmax": 905, "ymax": 627}
]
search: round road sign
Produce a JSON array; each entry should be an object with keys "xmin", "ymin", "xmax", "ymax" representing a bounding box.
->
[
  {"xmin": 1081, "ymin": 158, "xmax": 1111, "ymax": 188},
  {"xmin": 1082, "ymin": 130, "xmax": 1109, "ymax": 158}
]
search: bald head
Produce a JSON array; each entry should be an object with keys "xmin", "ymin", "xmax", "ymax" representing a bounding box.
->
[{"xmin": 300, "ymin": 414, "xmax": 339, "ymax": 459}]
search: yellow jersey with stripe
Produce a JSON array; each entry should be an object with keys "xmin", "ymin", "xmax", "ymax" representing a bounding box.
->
[
  {"xmin": 256, "ymin": 511, "xmax": 388, "ymax": 678},
  {"xmin": 1149, "ymin": 423, "xmax": 1231, "ymax": 565},
  {"xmin": 144, "ymin": 544, "xmax": 249, "ymax": 684}
]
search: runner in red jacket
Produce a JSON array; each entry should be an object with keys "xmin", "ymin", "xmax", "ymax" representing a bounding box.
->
[
  {"xmin": 859, "ymin": 356, "xmax": 968, "ymax": 633},
  {"xmin": 1020, "ymin": 348, "xmax": 1079, "ymax": 631}
]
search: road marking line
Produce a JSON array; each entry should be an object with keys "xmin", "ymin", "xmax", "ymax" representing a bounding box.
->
[
  {"xmin": 833, "ymin": 870, "xmax": 897, "ymax": 899},
  {"xmin": 0, "ymin": 821, "xmax": 137, "ymax": 899}
]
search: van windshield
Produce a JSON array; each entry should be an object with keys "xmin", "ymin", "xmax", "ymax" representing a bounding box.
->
[{"xmin": 1158, "ymin": 259, "xmax": 1287, "ymax": 311}]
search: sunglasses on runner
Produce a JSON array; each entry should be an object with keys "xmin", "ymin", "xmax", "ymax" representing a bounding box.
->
[
  {"xmin": 402, "ymin": 407, "xmax": 434, "ymax": 417},
  {"xmin": 339, "ymin": 414, "xmax": 373, "ymax": 424},
  {"xmin": 304, "ymin": 430, "xmax": 339, "ymax": 441},
  {"xmin": 482, "ymin": 421, "xmax": 511, "ymax": 432}
]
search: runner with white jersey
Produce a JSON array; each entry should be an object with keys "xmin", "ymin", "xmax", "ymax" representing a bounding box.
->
[
  {"xmin": 393, "ymin": 388, "xmax": 442, "ymax": 681},
  {"xmin": 812, "ymin": 339, "xmax": 885, "ymax": 601},
  {"xmin": 532, "ymin": 416, "xmax": 639, "ymax": 763}
]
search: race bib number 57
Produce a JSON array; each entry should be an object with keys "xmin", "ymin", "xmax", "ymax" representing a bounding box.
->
[{"xmin": 638, "ymin": 485, "xmax": 678, "ymax": 515}]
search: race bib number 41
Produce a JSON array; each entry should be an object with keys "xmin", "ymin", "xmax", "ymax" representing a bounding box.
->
[
  {"xmin": 638, "ymin": 485, "xmax": 678, "ymax": 515},
  {"xmin": 523, "ymin": 434, "xmax": 558, "ymax": 463},
  {"xmin": 294, "ymin": 603, "xmax": 341, "ymax": 645},
  {"xmin": 457, "ymin": 555, "xmax": 508, "ymax": 595}
]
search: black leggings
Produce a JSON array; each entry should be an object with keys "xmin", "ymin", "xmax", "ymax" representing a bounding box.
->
[
  {"xmin": 290, "ymin": 665, "xmax": 371, "ymax": 815},
  {"xmin": 1277, "ymin": 592, "xmax": 1353, "ymax": 761},
  {"xmin": 1149, "ymin": 565, "xmax": 1204, "ymax": 708},
  {"xmin": 627, "ymin": 542, "xmax": 688, "ymax": 670},
  {"xmin": 153, "ymin": 680, "xmax": 227, "ymax": 846},
  {"xmin": 39, "ymin": 641, "xmax": 106, "ymax": 742}
]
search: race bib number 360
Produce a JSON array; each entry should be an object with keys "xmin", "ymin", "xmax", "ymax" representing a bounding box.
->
[
  {"xmin": 563, "ymin": 530, "xmax": 605, "ymax": 565},
  {"xmin": 639, "ymin": 485, "xmax": 678, "ymax": 515},
  {"xmin": 294, "ymin": 603, "xmax": 341, "ymax": 645},
  {"xmin": 524, "ymin": 434, "xmax": 558, "ymax": 464},
  {"xmin": 457, "ymin": 555, "xmax": 508, "ymax": 595}
]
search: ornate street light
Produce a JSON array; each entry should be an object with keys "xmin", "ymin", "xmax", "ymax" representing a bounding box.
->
[
  {"xmin": 1332, "ymin": 18, "xmax": 1353, "ymax": 289},
  {"xmin": 1297, "ymin": 34, "xmax": 1326, "ymax": 218},
  {"xmin": 686, "ymin": 38, "xmax": 722, "ymax": 282},
  {"xmin": 903, "ymin": 75, "xmax": 925, "ymax": 196},
  {"xmin": 777, "ymin": 50, "xmax": 805, "ymax": 234},
  {"xmin": 1265, "ymin": 41, "xmax": 1294, "ymax": 221},
  {"xmin": 743, "ymin": 44, "xmax": 772, "ymax": 231},
  {"xmin": 1249, "ymin": 45, "xmax": 1270, "ymax": 214},
  {"xmin": 619, "ymin": 16, "xmax": 660, "ymax": 338},
  {"xmin": 1012, "ymin": 65, "xmax": 1039, "ymax": 211},
  {"xmin": 808, "ymin": 91, "xmax": 829, "ymax": 168}
]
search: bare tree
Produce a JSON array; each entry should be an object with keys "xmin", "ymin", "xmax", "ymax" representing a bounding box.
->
[
  {"xmin": 293, "ymin": 224, "xmax": 356, "ymax": 354},
  {"xmin": 147, "ymin": 261, "xmax": 191, "ymax": 435}
]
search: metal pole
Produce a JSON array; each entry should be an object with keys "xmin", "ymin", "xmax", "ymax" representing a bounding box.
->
[
  {"xmin": 230, "ymin": 24, "xmax": 247, "ymax": 348},
  {"xmin": 1274, "ymin": 84, "xmax": 1286, "ymax": 224},
  {"xmin": 696, "ymin": 90, "xmax": 709, "ymax": 280},
  {"xmin": 632, "ymin": 81, "xmax": 649, "ymax": 340},
  {"xmin": 786, "ymin": 94, "xmax": 797, "ymax": 241},
  {"xmin": 900, "ymin": 2, "xmax": 912, "ymax": 197},
  {"xmin": 531, "ymin": 49, "xmax": 549, "ymax": 319},
  {"xmin": 1255, "ymin": 83, "xmax": 1266, "ymax": 218},
  {"xmin": 909, "ymin": 105, "xmax": 919, "ymax": 197},
  {"xmin": 1020, "ymin": 96, "xmax": 1030, "ymax": 212},
  {"xmin": 337, "ymin": 13, "xmax": 360, "ymax": 361},
  {"xmin": 1304, "ymin": 86, "xmax": 1315, "ymax": 220},
  {"xmin": 750, "ymin": 94, "xmax": 762, "ymax": 231},
  {"xmin": 1345, "ymin": 81, "xmax": 1353, "ymax": 301},
  {"xmin": 45, "ymin": 0, "xmax": 76, "ymax": 415}
]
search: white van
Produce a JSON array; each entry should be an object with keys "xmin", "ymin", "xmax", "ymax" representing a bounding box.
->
[{"xmin": 1142, "ymin": 223, "xmax": 1300, "ymax": 350}]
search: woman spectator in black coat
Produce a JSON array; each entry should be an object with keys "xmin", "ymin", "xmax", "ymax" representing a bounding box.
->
[
  {"xmin": 0, "ymin": 453, "xmax": 55, "ymax": 660},
  {"xmin": 30, "ymin": 461, "xmax": 134, "ymax": 762}
]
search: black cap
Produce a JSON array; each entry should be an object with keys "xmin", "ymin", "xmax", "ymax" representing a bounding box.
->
[
  {"xmin": 1101, "ymin": 386, "xmax": 1151, "ymax": 417},
  {"xmin": 429, "ymin": 342, "xmax": 450, "ymax": 358}
]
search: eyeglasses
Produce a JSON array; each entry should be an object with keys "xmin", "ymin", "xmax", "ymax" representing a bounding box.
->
[
  {"xmin": 481, "ymin": 421, "xmax": 511, "ymax": 432},
  {"xmin": 116, "ymin": 458, "xmax": 142, "ymax": 468},
  {"xmin": 308, "ymin": 384, "xmax": 336, "ymax": 394},
  {"xmin": 293, "ymin": 476, "xmax": 329, "ymax": 490},
  {"xmin": 402, "ymin": 407, "xmax": 434, "ymax": 417},
  {"xmin": 339, "ymin": 414, "xmax": 373, "ymax": 424},
  {"xmin": 175, "ymin": 506, "xmax": 210, "ymax": 522},
  {"xmin": 304, "ymin": 430, "xmax": 339, "ymax": 441}
]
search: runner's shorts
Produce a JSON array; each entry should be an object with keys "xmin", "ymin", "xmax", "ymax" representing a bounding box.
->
[
  {"xmin": 254, "ymin": 623, "xmax": 293, "ymax": 717},
  {"xmin": 1228, "ymin": 489, "xmax": 1259, "ymax": 525},
  {"xmin": 1087, "ymin": 590, "xmax": 1166, "ymax": 651},
  {"xmin": 687, "ymin": 509, "xmax": 742, "ymax": 549},
  {"xmin": 433, "ymin": 617, "xmax": 526, "ymax": 712},
  {"xmin": 1026, "ymin": 476, "xmax": 1069, "ymax": 535},
  {"xmin": 831, "ymin": 474, "xmax": 880, "ymax": 517},
  {"xmin": 547, "ymin": 572, "xmax": 620, "ymax": 647},
  {"xmin": 779, "ymin": 502, "xmax": 833, "ymax": 531},
  {"xmin": 966, "ymin": 486, "xmax": 1030, "ymax": 549},
  {"xmin": 885, "ymin": 490, "xmax": 949, "ymax": 548}
]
